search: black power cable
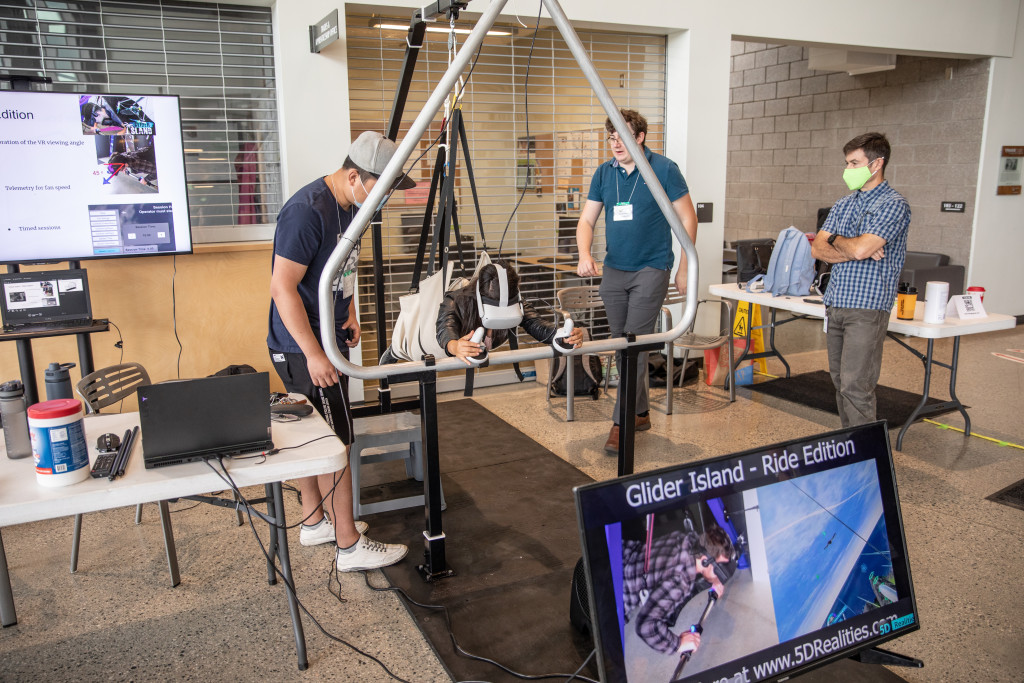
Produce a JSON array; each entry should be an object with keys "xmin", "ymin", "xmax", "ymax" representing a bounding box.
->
[
  {"xmin": 203, "ymin": 457, "xmax": 416, "ymax": 683},
  {"xmin": 359, "ymin": 571, "xmax": 600, "ymax": 683}
]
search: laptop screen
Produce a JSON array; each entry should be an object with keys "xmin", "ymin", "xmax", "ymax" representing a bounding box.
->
[
  {"xmin": 138, "ymin": 372, "xmax": 273, "ymax": 467},
  {"xmin": 573, "ymin": 422, "xmax": 918, "ymax": 683},
  {"xmin": 0, "ymin": 269, "xmax": 92, "ymax": 330}
]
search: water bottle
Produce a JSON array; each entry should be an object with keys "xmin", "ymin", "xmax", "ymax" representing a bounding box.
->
[
  {"xmin": 44, "ymin": 362, "xmax": 76, "ymax": 400},
  {"xmin": 0, "ymin": 380, "xmax": 32, "ymax": 459}
]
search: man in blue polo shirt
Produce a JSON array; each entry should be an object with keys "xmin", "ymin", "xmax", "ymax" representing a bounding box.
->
[
  {"xmin": 811, "ymin": 132, "xmax": 911, "ymax": 427},
  {"xmin": 576, "ymin": 109, "xmax": 698, "ymax": 453}
]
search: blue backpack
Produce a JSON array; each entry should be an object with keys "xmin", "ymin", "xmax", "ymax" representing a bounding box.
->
[{"xmin": 746, "ymin": 226, "xmax": 815, "ymax": 296}]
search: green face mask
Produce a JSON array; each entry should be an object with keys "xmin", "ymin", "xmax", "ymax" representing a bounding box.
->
[{"xmin": 842, "ymin": 159, "xmax": 882, "ymax": 191}]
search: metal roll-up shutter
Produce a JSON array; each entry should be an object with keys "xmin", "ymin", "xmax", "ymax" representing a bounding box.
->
[{"xmin": 346, "ymin": 8, "xmax": 667, "ymax": 387}]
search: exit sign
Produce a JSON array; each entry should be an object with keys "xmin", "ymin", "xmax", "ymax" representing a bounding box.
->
[{"xmin": 940, "ymin": 201, "xmax": 966, "ymax": 213}]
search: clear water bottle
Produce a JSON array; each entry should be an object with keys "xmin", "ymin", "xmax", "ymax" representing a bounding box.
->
[
  {"xmin": 44, "ymin": 362, "xmax": 76, "ymax": 400},
  {"xmin": 0, "ymin": 380, "xmax": 32, "ymax": 459}
]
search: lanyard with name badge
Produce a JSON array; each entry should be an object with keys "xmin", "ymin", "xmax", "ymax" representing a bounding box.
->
[{"xmin": 613, "ymin": 164, "xmax": 642, "ymax": 221}]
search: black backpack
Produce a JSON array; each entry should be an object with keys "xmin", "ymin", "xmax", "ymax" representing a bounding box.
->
[
  {"xmin": 550, "ymin": 355, "xmax": 603, "ymax": 400},
  {"xmin": 734, "ymin": 238, "xmax": 776, "ymax": 286},
  {"xmin": 648, "ymin": 352, "xmax": 699, "ymax": 387}
]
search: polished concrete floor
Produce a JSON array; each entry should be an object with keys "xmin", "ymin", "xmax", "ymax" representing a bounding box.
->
[{"xmin": 1, "ymin": 321, "xmax": 1022, "ymax": 682}]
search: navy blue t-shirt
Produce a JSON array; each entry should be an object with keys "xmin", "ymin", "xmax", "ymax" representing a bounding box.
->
[{"xmin": 267, "ymin": 177, "xmax": 355, "ymax": 353}]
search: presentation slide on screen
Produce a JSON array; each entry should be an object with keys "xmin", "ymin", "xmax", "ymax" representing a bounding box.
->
[
  {"xmin": 3, "ymin": 274, "xmax": 84, "ymax": 311},
  {"xmin": 0, "ymin": 91, "xmax": 191, "ymax": 262}
]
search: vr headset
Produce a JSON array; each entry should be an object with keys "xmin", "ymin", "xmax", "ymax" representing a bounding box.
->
[
  {"xmin": 475, "ymin": 264, "xmax": 524, "ymax": 330},
  {"xmin": 697, "ymin": 537, "xmax": 740, "ymax": 584}
]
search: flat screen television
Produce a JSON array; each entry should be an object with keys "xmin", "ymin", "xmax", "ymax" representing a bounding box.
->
[
  {"xmin": 0, "ymin": 90, "xmax": 192, "ymax": 265},
  {"xmin": 574, "ymin": 421, "xmax": 919, "ymax": 682}
]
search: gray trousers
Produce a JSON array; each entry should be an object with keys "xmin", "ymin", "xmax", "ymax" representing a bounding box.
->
[
  {"xmin": 825, "ymin": 307, "xmax": 890, "ymax": 428},
  {"xmin": 600, "ymin": 266, "xmax": 670, "ymax": 424}
]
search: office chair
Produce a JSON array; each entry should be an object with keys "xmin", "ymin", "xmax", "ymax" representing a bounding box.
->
[
  {"xmin": 548, "ymin": 286, "xmax": 615, "ymax": 421},
  {"xmin": 659, "ymin": 287, "xmax": 736, "ymax": 414}
]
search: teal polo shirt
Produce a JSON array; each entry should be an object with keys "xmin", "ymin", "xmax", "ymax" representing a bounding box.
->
[{"xmin": 587, "ymin": 145, "xmax": 689, "ymax": 271}]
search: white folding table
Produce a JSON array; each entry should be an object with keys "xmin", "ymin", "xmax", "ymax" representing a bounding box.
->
[
  {"xmin": 709, "ymin": 283, "xmax": 1016, "ymax": 449},
  {"xmin": 0, "ymin": 409, "xmax": 346, "ymax": 670}
]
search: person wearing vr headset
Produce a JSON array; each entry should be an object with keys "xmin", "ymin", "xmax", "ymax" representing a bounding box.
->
[
  {"xmin": 268, "ymin": 131, "xmax": 414, "ymax": 573},
  {"xmin": 621, "ymin": 527, "xmax": 735, "ymax": 656},
  {"xmin": 575, "ymin": 109, "xmax": 699, "ymax": 454},
  {"xmin": 436, "ymin": 261, "xmax": 585, "ymax": 365}
]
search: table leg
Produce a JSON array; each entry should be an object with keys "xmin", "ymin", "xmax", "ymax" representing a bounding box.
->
[
  {"xmin": 70, "ymin": 513, "xmax": 83, "ymax": 573},
  {"xmin": 157, "ymin": 500, "xmax": 181, "ymax": 587},
  {"xmin": 948, "ymin": 337, "xmax": 970, "ymax": 437},
  {"xmin": 897, "ymin": 339, "xmax": 935, "ymax": 451},
  {"xmin": 15, "ymin": 338, "xmax": 37, "ymax": 406},
  {"xmin": 0, "ymin": 529, "xmax": 17, "ymax": 627},
  {"xmin": 732, "ymin": 307, "xmax": 792, "ymax": 378},
  {"xmin": 271, "ymin": 481, "xmax": 308, "ymax": 671},
  {"xmin": 264, "ymin": 483, "xmax": 278, "ymax": 586},
  {"xmin": 766, "ymin": 309, "xmax": 791, "ymax": 378}
]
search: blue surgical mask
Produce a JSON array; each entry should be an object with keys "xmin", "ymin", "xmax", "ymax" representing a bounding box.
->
[{"xmin": 354, "ymin": 176, "xmax": 386, "ymax": 213}]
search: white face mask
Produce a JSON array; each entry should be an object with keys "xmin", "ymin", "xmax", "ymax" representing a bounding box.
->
[{"xmin": 353, "ymin": 176, "xmax": 386, "ymax": 213}]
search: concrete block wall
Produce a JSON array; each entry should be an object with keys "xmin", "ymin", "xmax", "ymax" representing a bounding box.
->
[{"xmin": 726, "ymin": 41, "xmax": 988, "ymax": 267}]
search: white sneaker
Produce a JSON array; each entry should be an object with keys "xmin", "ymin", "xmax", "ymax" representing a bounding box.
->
[
  {"xmin": 335, "ymin": 535, "xmax": 408, "ymax": 572},
  {"xmin": 299, "ymin": 519, "xmax": 368, "ymax": 546}
]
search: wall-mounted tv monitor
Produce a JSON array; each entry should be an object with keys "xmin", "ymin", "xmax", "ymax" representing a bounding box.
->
[
  {"xmin": 0, "ymin": 90, "xmax": 192, "ymax": 265},
  {"xmin": 574, "ymin": 421, "xmax": 918, "ymax": 683}
]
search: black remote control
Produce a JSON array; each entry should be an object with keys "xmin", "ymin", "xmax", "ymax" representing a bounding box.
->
[{"xmin": 91, "ymin": 452, "xmax": 118, "ymax": 478}]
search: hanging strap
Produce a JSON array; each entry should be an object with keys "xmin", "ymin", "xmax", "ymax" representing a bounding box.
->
[{"xmin": 456, "ymin": 108, "xmax": 487, "ymax": 251}]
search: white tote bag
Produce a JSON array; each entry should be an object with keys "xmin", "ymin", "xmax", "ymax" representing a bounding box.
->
[{"xmin": 388, "ymin": 252, "xmax": 492, "ymax": 362}]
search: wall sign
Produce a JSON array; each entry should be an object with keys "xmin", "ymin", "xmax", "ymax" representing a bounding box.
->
[
  {"xmin": 696, "ymin": 202, "xmax": 713, "ymax": 223},
  {"xmin": 309, "ymin": 9, "xmax": 340, "ymax": 54},
  {"xmin": 940, "ymin": 201, "xmax": 965, "ymax": 213},
  {"xmin": 997, "ymin": 145, "xmax": 1023, "ymax": 195}
]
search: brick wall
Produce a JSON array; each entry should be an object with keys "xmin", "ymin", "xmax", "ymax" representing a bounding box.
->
[{"xmin": 726, "ymin": 41, "xmax": 988, "ymax": 267}]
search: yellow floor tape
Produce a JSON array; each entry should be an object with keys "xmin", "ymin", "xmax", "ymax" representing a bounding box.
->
[{"xmin": 922, "ymin": 419, "xmax": 1024, "ymax": 449}]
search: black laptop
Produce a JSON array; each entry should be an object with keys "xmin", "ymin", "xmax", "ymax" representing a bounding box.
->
[
  {"xmin": 138, "ymin": 372, "xmax": 274, "ymax": 468},
  {"xmin": 0, "ymin": 269, "xmax": 94, "ymax": 333}
]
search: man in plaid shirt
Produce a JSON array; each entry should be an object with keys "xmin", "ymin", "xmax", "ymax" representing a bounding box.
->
[
  {"xmin": 622, "ymin": 527, "xmax": 734, "ymax": 655},
  {"xmin": 812, "ymin": 132, "xmax": 911, "ymax": 427}
]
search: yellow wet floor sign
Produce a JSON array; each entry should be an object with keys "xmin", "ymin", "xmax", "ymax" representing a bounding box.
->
[{"xmin": 733, "ymin": 302, "xmax": 767, "ymax": 373}]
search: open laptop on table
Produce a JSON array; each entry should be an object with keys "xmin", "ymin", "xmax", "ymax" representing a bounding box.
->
[
  {"xmin": 0, "ymin": 269, "xmax": 95, "ymax": 334},
  {"xmin": 138, "ymin": 372, "xmax": 274, "ymax": 468}
]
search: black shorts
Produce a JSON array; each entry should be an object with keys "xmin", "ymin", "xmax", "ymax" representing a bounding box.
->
[{"xmin": 269, "ymin": 349, "xmax": 353, "ymax": 446}]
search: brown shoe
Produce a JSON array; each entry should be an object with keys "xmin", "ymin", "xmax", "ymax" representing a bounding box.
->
[
  {"xmin": 604, "ymin": 425, "xmax": 620, "ymax": 454},
  {"xmin": 635, "ymin": 414, "xmax": 652, "ymax": 431}
]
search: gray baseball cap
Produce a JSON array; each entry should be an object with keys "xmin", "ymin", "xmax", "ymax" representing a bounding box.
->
[{"xmin": 348, "ymin": 131, "xmax": 417, "ymax": 190}]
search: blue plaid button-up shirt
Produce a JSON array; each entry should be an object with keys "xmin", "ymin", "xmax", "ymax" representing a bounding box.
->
[{"xmin": 821, "ymin": 181, "xmax": 911, "ymax": 311}]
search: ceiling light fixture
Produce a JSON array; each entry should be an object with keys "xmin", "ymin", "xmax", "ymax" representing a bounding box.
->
[{"xmin": 370, "ymin": 20, "xmax": 511, "ymax": 37}]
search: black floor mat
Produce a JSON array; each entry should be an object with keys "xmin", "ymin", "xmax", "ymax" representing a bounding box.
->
[
  {"xmin": 987, "ymin": 478, "xmax": 1024, "ymax": 511},
  {"xmin": 746, "ymin": 370, "xmax": 959, "ymax": 426},
  {"xmin": 363, "ymin": 399, "xmax": 908, "ymax": 682}
]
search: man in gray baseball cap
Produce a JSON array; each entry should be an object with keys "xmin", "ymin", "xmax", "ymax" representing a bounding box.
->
[
  {"xmin": 267, "ymin": 131, "xmax": 414, "ymax": 572},
  {"xmin": 347, "ymin": 130, "xmax": 417, "ymax": 191}
]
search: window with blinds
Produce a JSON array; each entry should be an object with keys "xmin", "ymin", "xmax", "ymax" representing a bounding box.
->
[
  {"xmin": 346, "ymin": 8, "xmax": 667, "ymax": 381},
  {"xmin": 0, "ymin": 0, "xmax": 280, "ymax": 239}
]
